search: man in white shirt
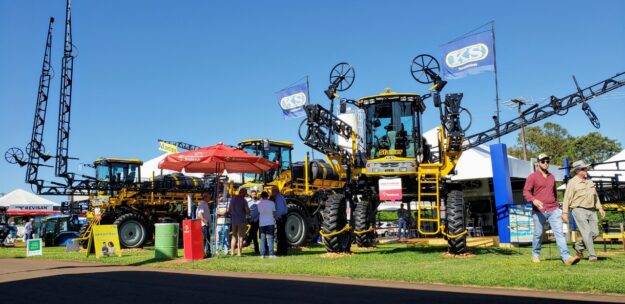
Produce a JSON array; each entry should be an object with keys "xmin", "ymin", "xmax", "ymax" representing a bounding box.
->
[
  {"xmin": 257, "ymin": 191, "xmax": 276, "ymax": 258},
  {"xmin": 196, "ymin": 192, "xmax": 212, "ymax": 258}
]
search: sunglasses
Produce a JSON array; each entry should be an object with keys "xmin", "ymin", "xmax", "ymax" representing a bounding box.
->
[
  {"xmin": 579, "ymin": 167, "xmax": 588, "ymax": 171},
  {"xmin": 539, "ymin": 160, "xmax": 550, "ymax": 164}
]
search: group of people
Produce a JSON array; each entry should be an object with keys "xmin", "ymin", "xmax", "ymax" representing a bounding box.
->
[
  {"xmin": 196, "ymin": 186, "xmax": 288, "ymax": 259},
  {"xmin": 524, "ymin": 153, "xmax": 605, "ymax": 265}
]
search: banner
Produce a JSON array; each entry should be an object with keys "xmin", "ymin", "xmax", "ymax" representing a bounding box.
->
[
  {"xmin": 159, "ymin": 141, "xmax": 178, "ymax": 154},
  {"xmin": 441, "ymin": 31, "xmax": 495, "ymax": 80},
  {"xmin": 26, "ymin": 239, "xmax": 43, "ymax": 257},
  {"xmin": 93, "ymin": 225, "xmax": 122, "ymax": 258},
  {"xmin": 509, "ymin": 204, "xmax": 533, "ymax": 243},
  {"xmin": 277, "ymin": 82, "xmax": 308, "ymax": 120}
]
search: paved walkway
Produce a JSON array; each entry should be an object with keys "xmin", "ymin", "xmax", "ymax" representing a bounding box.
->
[{"xmin": 1, "ymin": 259, "xmax": 623, "ymax": 303}]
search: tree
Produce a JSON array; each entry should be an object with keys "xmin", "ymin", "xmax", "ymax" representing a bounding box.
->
[
  {"xmin": 507, "ymin": 122, "xmax": 572, "ymax": 165},
  {"xmin": 568, "ymin": 132, "xmax": 621, "ymax": 164},
  {"xmin": 506, "ymin": 123, "xmax": 622, "ymax": 165}
]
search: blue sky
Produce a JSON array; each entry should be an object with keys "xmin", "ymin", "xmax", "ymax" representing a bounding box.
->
[{"xmin": 1, "ymin": 0, "xmax": 624, "ymax": 200}]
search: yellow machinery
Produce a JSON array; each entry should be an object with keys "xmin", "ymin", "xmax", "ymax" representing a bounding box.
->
[
  {"xmin": 78, "ymin": 157, "xmax": 206, "ymax": 248},
  {"xmin": 237, "ymin": 139, "xmax": 345, "ymax": 246}
]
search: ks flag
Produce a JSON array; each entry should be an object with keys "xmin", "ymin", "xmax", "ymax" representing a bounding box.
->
[
  {"xmin": 441, "ymin": 31, "xmax": 495, "ymax": 80},
  {"xmin": 277, "ymin": 82, "xmax": 308, "ymax": 120}
]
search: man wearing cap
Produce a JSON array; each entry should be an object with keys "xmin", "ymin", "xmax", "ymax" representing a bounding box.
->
[
  {"xmin": 523, "ymin": 153, "xmax": 579, "ymax": 265},
  {"xmin": 563, "ymin": 160, "xmax": 606, "ymax": 262}
]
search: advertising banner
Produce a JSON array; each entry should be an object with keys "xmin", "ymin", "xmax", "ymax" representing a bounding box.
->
[
  {"xmin": 509, "ymin": 204, "xmax": 533, "ymax": 243},
  {"xmin": 441, "ymin": 31, "xmax": 495, "ymax": 80},
  {"xmin": 26, "ymin": 239, "xmax": 43, "ymax": 257},
  {"xmin": 93, "ymin": 225, "xmax": 122, "ymax": 258},
  {"xmin": 159, "ymin": 141, "xmax": 179, "ymax": 154},
  {"xmin": 379, "ymin": 178, "xmax": 403, "ymax": 201},
  {"xmin": 277, "ymin": 82, "xmax": 308, "ymax": 120}
]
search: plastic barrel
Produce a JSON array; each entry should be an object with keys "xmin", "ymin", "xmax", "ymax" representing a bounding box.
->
[{"xmin": 154, "ymin": 223, "xmax": 179, "ymax": 259}]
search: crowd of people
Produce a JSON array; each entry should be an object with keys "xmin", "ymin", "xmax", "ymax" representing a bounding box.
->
[{"xmin": 197, "ymin": 185, "xmax": 288, "ymax": 259}]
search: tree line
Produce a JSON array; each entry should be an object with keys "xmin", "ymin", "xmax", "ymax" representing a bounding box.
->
[{"xmin": 507, "ymin": 122, "xmax": 622, "ymax": 166}]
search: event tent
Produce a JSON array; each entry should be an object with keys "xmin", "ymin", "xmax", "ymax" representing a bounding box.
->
[
  {"xmin": 0, "ymin": 189, "xmax": 60, "ymax": 216},
  {"xmin": 422, "ymin": 127, "xmax": 565, "ymax": 181},
  {"xmin": 589, "ymin": 149, "xmax": 625, "ymax": 182}
]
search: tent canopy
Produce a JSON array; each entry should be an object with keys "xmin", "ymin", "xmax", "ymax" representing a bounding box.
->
[
  {"xmin": 422, "ymin": 127, "xmax": 565, "ymax": 181},
  {"xmin": 0, "ymin": 189, "xmax": 60, "ymax": 216}
]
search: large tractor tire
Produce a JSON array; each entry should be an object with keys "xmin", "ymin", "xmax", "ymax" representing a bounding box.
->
[
  {"xmin": 353, "ymin": 201, "xmax": 375, "ymax": 247},
  {"xmin": 286, "ymin": 203, "xmax": 309, "ymax": 247},
  {"xmin": 114, "ymin": 213, "xmax": 149, "ymax": 248},
  {"xmin": 445, "ymin": 188, "xmax": 467, "ymax": 254},
  {"xmin": 321, "ymin": 194, "xmax": 351, "ymax": 253},
  {"xmin": 78, "ymin": 219, "xmax": 92, "ymax": 249}
]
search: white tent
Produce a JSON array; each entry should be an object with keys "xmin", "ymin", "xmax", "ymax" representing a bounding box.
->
[
  {"xmin": 589, "ymin": 149, "xmax": 625, "ymax": 182},
  {"xmin": 0, "ymin": 189, "xmax": 60, "ymax": 216},
  {"xmin": 422, "ymin": 127, "xmax": 565, "ymax": 181}
]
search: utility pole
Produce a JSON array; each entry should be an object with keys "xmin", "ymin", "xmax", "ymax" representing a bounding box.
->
[{"xmin": 510, "ymin": 98, "xmax": 528, "ymax": 160}]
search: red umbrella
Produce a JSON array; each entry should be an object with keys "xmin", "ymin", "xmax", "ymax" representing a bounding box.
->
[{"xmin": 158, "ymin": 143, "xmax": 277, "ymax": 174}]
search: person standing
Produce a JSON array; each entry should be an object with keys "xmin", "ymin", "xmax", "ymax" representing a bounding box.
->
[
  {"xmin": 196, "ymin": 192, "xmax": 212, "ymax": 258},
  {"xmin": 24, "ymin": 218, "xmax": 34, "ymax": 242},
  {"xmin": 563, "ymin": 160, "xmax": 606, "ymax": 263},
  {"xmin": 271, "ymin": 186, "xmax": 288, "ymax": 256},
  {"xmin": 229, "ymin": 187, "xmax": 250, "ymax": 257},
  {"xmin": 397, "ymin": 203, "xmax": 407, "ymax": 240},
  {"xmin": 523, "ymin": 153, "xmax": 579, "ymax": 265},
  {"xmin": 246, "ymin": 190, "xmax": 260, "ymax": 255},
  {"xmin": 257, "ymin": 191, "xmax": 277, "ymax": 258},
  {"xmin": 216, "ymin": 197, "xmax": 231, "ymax": 256}
]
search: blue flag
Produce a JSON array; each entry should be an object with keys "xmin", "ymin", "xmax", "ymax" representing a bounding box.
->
[
  {"xmin": 441, "ymin": 31, "xmax": 495, "ymax": 80},
  {"xmin": 276, "ymin": 82, "xmax": 308, "ymax": 120}
]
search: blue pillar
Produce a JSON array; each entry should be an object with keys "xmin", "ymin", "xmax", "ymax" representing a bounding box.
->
[
  {"xmin": 563, "ymin": 157, "xmax": 576, "ymax": 232},
  {"xmin": 490, "ymin": 144, "xmax": 513, "ymax": 244}
]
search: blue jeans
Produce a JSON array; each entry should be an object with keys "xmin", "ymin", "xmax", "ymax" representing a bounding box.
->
[
  {"xmin": 217, "ymin": 224, "xmax": 230, "ymax": 254},
  {"xmin": 260, "ymin": 225, "xmax": 275, "ymax": 257},
  {"xmin": 201, "ymin": 225, "xmax": 211, "ymax": 257},
  {"xmin": 532, "ymin": 208, "xmax": 571, "ymax": 261},
  {"xmin": 397, "ymin": 219, "xmax": 407, "ymax": 239}
]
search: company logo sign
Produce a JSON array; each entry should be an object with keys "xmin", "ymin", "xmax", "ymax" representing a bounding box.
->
[
  {"xmin": 280, "ymin": 92, "xmax": 307, "ymax": 111},
  {"xmin": 445, "ymin": 43, "xmax": 489, "ymax": 68}
]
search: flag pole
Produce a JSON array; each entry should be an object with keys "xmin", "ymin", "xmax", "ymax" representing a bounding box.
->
[
  {"xmin": 492, "ymin": 20, "xmax": 502, "ymax": 143},
  {"xmin": 306, "ymin": 75, "xmax": 315, "ymax": 160}
]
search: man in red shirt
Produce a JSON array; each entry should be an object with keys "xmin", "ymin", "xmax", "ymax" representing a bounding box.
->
[{"xmin": 523, "ymin": 153, "xmax": 579, "ymax": 265}]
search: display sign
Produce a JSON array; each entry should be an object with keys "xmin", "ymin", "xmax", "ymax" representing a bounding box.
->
[
  {"xmin": 379, "ymin": 178, "xmax": 403, "ymax": 201},
  {"xmin": 93, "ymin": 225, "xmax": 122, "ymax": 258},
  {"xmin": 509, "ymin": 204, "xmax": 533, "ymax": 243},
  {"xmin": 26, "ymin": 239, "xmax": 43, "ymax": 257},
  {"xmin": 159, "ymin": 141, "xmax": 179, "ymax": 154}
]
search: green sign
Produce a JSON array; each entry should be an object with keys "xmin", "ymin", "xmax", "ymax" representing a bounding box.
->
[{"xmin": 27, "ymin": 239, "xmax": 43, "ymax": 257}]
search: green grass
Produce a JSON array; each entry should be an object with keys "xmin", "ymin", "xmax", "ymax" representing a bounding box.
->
[{"xmin": 2, "ymin": 242, "xmax": 624, "ymax": 295}]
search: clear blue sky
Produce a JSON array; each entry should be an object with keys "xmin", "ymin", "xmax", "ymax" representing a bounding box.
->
[{"xmin": 1, "ymin": 0, "xmax": 624, "ymax": 200}]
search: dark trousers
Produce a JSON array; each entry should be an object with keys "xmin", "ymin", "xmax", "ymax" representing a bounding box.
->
[
  {"xmin": 248, "ymin": 220, "xmax": 260, "ymax": 254},
  {"xmin": 276, "ymin": 217, "xmax": 288, "ymax": 256},
  {"xmin": 202, "ymin": 225, "xmax": 211, "ymax": 258}
]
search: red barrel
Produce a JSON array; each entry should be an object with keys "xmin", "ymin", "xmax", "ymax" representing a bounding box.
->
[{"xmin": 183, "ymin": 219, "xmax": 204, "ymax": 261}]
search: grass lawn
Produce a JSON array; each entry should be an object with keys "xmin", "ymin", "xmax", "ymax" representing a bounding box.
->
[{"xmin": 1, "ymin": 241, "xmax": 624, "ymax": 295}]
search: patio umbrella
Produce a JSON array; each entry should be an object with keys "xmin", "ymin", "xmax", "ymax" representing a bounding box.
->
[
  {"xmin": 158, "ymin": 143, "xmax": 277, "ymax": 174},
  {"xmin": 158, "ymin": 143, "xmax": 278, "ymax": 257}
]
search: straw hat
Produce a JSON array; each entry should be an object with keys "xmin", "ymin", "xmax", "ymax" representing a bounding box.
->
[{"xmin": 571, "ymin": 160, "xmax": 591, "ymax": 173}]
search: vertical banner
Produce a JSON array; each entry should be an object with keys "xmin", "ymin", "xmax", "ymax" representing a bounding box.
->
[
  {"xmin": 93, "ymin": 225, "xmax": 122, "ymax": 258},
  {"xmin": 26, "ymin": 239, "xmax": 43, "ymax": 257},
  {"xmin": 441, "ymin": 31, "xmax": 495, "ymax": 80},
  {"xmin": 277, "ymin": 82, "xmax": 309, "ymax": 120}
]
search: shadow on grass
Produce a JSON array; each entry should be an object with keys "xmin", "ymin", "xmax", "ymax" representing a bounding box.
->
[{"xmin": 352, "ymin": 244, "xmax": 523, "ymax": 256}]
